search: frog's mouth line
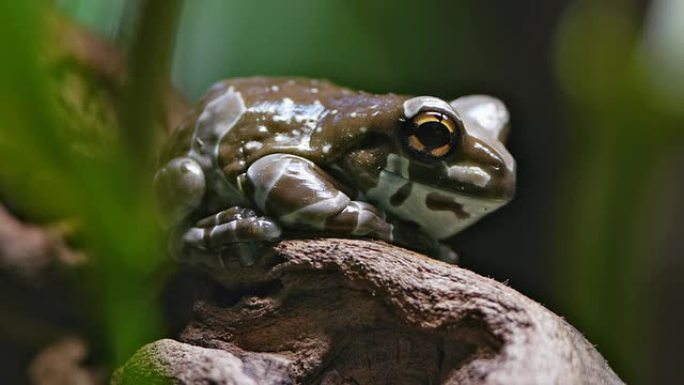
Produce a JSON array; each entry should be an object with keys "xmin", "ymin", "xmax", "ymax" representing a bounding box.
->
[
  {"xmin": 379, "ymin": 168, "xmax": 508, "ymax": 204},
  {"xmin": 367, "ymin": 168, "xmax": 508, "ymax": 240},
  {"xmin": 378, "ymin": 153, "xmax": 510, "ymax": 203}
]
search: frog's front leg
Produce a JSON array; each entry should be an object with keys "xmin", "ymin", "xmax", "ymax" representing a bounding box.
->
[
  {"xmin": 243, "ymin": 154, "xmax": 393, "ymax": 241},
  {"xmin": 175, "ymin": 206, "xmax": 282, "ymax": 268}
]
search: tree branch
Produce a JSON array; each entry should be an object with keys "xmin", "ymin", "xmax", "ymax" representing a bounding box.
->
[{"xmin": 114, "ymin": 238, "xmax": 624, "ymax": 385}]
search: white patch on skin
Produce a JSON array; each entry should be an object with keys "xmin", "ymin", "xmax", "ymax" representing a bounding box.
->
[
  {"xmin": 279, "ymin": 191, "xmax": 350, "ymax": 229},
  {"xmin": 403, "ymin": 96, "xmax": 455, "ymax": 119},
  {"xmin": 349, "ymin": 205, "xmax": 362, "ymax": 232},
  {"xmin": 366, "ymin": 171, "xmax": 505, "ymax": 240},
  {"xmin": 247, "ymin": 155, "xmax": 294, "ymax": 211},
  {"xmin": 191, "ymin": 86, "xmax": 246, "ymax": 167},
  {"xmin": 213, "ymin": 212, "xmax": 224, "ymax": 225},
  {"xmin": 353, "ymin": 207, "xmax": 374, "ymax": 235},
  {"xmin": 296, "ymin": 135, "xmax": 313, "ymax": 152},
  {"xmin": 272, "ymin": 132, "xmax": 314, "ymax": 153},
  {"xmin": 450, "ymin": 95, "xmax": 509, "ymax": 140},
  {"xmin": 360, "ymin": 126, "xmax": 367, "ymax": 133},
  {"xmin": 257, "ymin": 125, "xmax": 269, "ymax": 133},
  {"xmin": 251, "ymin": 99, "xmax": 323, "ymax": 154},
  {"xmin": 448, "ymin": 164, "xmax": 492, "ymax": 188},
  {"xmin": 208, "ymin": 220, "xmax": 238, "ymax": 245},
  {"xmin": 449, "ymin": 96, "xmax": 515, "ymax": 172},
  {"xmin": 384, "ymin": 154, "xmax": 410, "ymax": 178},
  {"xmin": 469, "ymin": 102, "xmax": 508, "ymax": 134},
  {"xmin": 270, "ymin": 85, "xmax": 280, "ymax": 92},
  {"xmin": 272, "ymin": 98, "xmax": 295, "ymax": 122},
  {"xmin": 188, "ymin": 87, "xmax": 246, "ymax": 203},
  {"xmin": 348, "ymin": 201, "xmax": 391, "ymax": 239},
  {"xmin": 472, "ymin": 142, "xmax": 498, "ymax": 161},
  {"xmin": 182, "ymin": 228, "xmax": 204, "ymax": 246},
  {"xmin": 322, "ymin": 144, "xmax": 331, "ymax": 154},
  {"xmin": 257, "ymin": 219, "xmax": 282, "ymax": 240},
  {"xmin": 256, "ymin": 98, "xmax": 325, "ymax": 128},
  {"xmin": 244, "ymin": 141, "xmax": 263, "ymax": 151},
  {"xmin": 471, "ymin": 140, "xmax": 515, "ymax": 173},
  {"xmin": 350, "ymin": 112, "xmax": 358, "ymax": 118}
]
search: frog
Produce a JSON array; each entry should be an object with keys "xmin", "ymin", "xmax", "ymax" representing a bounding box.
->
[{"xmin": 154, "ymin": 77, "xmax": 515, "ymax": 269}]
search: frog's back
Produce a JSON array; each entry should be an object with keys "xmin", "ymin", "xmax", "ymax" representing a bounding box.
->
[
  {"xmin": 221, "ymin": 77, "xmax": 407, "ymax": 178},
  {"xmin": 159, "ymin": 76, "xmax": 408, "ymax": 204},
  {"xmin": 157, "ymin": 80, "xmax": 240, "ymax": 166},
  {"xmin": 221, "ymin": 77, "xmax": 354, "ymax": 105},
  {"xmin": 159, "ymin": 77, "xmax": 350, "ymax": 165}
]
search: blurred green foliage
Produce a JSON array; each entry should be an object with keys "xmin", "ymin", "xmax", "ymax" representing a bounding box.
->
[
  {"xmin": 554, "ymin": 1, "xmax": 684, "ymax": 381},
  {"xmin": 171, "ymin": 0, "xmax": 478, "ymax": 99},
  {"xmin": 0, "ymin": 0, "xmax": 180, "ymax": 367},
  {"xmin": 56, "ymin": 0, "xmax": 129, "ymax": 39}
]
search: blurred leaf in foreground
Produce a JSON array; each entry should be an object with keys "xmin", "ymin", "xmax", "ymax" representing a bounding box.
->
[{"xmin": 0, "ymin": 0, "xmax": 182, "ymax": 367}]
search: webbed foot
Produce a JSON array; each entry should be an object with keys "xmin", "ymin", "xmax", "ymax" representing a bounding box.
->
[
  {"xmin": 434, "ymin": 242, "xmax": 459, "ymax": 264},
  {"xmin": 173, "ymin": 206, "xmax": 281, "ymax": 269}
]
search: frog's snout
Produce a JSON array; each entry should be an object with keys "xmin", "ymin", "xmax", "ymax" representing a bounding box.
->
[{"xmin": 154, "ymin": 157, "xmax": 206, "ymax": 224}]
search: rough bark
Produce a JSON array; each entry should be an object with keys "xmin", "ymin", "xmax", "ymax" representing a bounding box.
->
[{"xmin": 114, "ymin": 238, "xmax": 624, "ymax": 385}]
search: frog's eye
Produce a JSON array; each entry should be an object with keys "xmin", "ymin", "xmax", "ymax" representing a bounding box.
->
[{"xmin": 401, "ymin": 111, "xmax": 460, "ymax": 160}]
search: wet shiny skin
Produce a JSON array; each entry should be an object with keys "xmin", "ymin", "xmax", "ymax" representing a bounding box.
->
[{"xmin": 155, "ymin": 77, "xmax": 516, "ymax": 267}]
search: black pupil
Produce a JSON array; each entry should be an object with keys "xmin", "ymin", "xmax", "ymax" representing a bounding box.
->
[{"xmin": 416, "ymin": 121, "xmax": 451, "ymax": 148}]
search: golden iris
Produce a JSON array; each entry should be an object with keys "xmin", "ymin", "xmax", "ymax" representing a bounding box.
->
[{"xmin": 405, "ymin": 111, "xmax": 458, "ymax": 159}]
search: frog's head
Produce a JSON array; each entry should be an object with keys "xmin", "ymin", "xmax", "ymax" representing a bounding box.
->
[{"xmin": 343, "ymin": 95, "xmax": 516, "ymax": 240}]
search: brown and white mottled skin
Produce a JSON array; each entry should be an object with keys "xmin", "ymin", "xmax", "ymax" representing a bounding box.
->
[{"xmin": 154, "ymin": 77, "xmax": 515, "ymax": 267}]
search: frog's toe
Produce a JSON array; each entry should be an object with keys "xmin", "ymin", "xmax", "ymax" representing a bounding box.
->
[
  {"xmin": 435, "ymin": 243, "xmax": 459, "ymax": 264},
  {"xmin": 195, "ymin": 206, "xmax": 259, "ymax": 227},
  {"xmin": 326, "ymin": 201, "xmax": 393, "ymax": 241},
  {"xmin": 172, "ymin": 209, "xmax": 282, "ymax": 270},
  {"xmin": 182, "ymin": 216, "xmax": 282, "ymax": 250}
]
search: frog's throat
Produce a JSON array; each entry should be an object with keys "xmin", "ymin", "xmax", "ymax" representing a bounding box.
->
[{"xmin": 365, "ymin": 155, "xmax": 506, "ymax": 240}]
